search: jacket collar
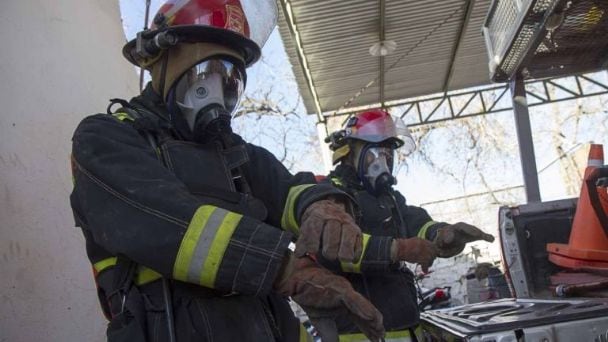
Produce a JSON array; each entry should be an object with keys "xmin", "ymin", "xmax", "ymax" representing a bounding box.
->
[
  {"xmin": 131, "ymin": 83, "xmax": 171, "ymax": 121},
  {"xmin": 329, "ymin": 164, "xmax": 364, "ymax": 190}
]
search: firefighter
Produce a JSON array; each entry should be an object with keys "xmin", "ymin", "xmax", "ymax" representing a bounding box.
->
[
  {"xmin": 69, "ymin": 1, "xmax": 384, "ymax": 341},
  {"xmin": 320, "ymin": 109, "xmax": 495, "ymax": 341}
]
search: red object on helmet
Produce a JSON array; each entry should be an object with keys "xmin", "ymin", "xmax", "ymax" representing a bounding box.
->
[
  {"xmin": 123, "ymin": 0, "xmax": 277, "ymax": 67},
  {"xmin": 153, "ymin": 0, "xmax": 250, "ymax": 37},
  {"xmin": 345, "ymin": 109, "xmax": 410, "ymax": 148}
]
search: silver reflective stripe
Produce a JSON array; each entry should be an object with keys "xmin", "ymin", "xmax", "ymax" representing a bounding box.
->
[{"xmin": 187, "ymin": 208, "xmax": 228, "ymax": 283}]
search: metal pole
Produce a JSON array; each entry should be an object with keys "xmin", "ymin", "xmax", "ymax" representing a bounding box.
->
[
  {"xmin": 139, "ymin": 0, "xmax": 152, "ymax": 92},
  {"xmin": 317, "ymin": 121, "xmax": 332, "ymax": 172},
  {"xmin": 509, "ymin": 75, "xmax": 541, "ymax": 203}
]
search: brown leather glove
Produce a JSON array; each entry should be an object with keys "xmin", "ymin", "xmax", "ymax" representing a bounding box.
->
[
  {"xmin": 434, "ymin": 222, "xmax": 495, "ymax": 257},
  {"xmin": 275, "ymin": 256, "xmax": 385, "ymax": 341},
  {"xmin": 391, "ymin": 237, "xmax": 438, "ymax": 272},
  {"xmin": 295, "ymin": 199, "xmax": 363, "ymax": 262}
]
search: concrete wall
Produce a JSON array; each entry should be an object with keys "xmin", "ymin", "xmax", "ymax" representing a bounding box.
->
[{"xmin": 0, "ymin": 1, "xmax": 139, "ymax": 340}]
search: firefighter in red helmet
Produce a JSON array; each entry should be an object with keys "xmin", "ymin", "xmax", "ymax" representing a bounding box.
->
[
  {"xmin": 317, "ymin": 109, "xmax": 495, "ymax": 341},
  {"xmin": 70, "ymin": 1, "xmax": 384, "ymax": 341}
]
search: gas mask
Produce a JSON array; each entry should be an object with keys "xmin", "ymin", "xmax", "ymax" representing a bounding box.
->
[
  {"xmin": 172, "ymin": 59, "xmax": 244, "ymax": 143},
  {"xmin": 357, "ymin": 145, "xmax": 396, "ymax": 195}
]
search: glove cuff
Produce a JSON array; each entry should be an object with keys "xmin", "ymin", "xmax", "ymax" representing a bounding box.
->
[
  {"xmin": 273, "ymin": 251, "xmax": 295, "ymax": 290},
  {"xmin": 426, "ymin": 222, "xmax": 449, "ymax": 241}
]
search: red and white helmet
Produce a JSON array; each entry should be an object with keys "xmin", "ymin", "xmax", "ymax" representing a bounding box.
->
[
  {"xmin": 329, "ymin": 109, "xmax": 415, "ymax": 164},
  {"xmin": 123, "ymin": 0, "xmax": 277, "ymax": 67}
]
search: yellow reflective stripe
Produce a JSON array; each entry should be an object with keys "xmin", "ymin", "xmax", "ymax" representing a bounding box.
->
[
  {"xmin": 93, "ymin": 257, "xmax": 161, "ymax": 285},
  {"xmin": 417, "ymin": 220, "xmax": 438, "ymax": 240},
  {"xmin": 135, "ymin": 267, "xmax": 162, "ymax": 285},
  {"xmin": 93, "ymin": 257, "xmax": 117, "ymax": 273},
  {"xmin": 413, "ymin": 325, "xmax": 423, "ymax": 340},
  {"xmin": 340, "ymin": 327, "xmax": 416, "ymax": 342},
  {"xmin": 330, "ymin": 176, "xmax": 344, "ymax": 187},
  {"xmin": 340, "ymin": 233, "xmax": 371, "ymax": 273},
  {"xmin": 112, "ymin": 112, "xmax": 134, "ymax": 122},
  {"xmin": 173, "ymin": 205, "xmax": 241, "ymax": 288},
  {"xmin": 174, "ymin": 205, "xmax": 216, "ymax": 281},
  {"xmin": 299, "ymin": 323, "xmax": 313, "ymax": 342},
  {"xmin": 199, "ymin": 211, "xmax": 241, "ymax": 287},
  {"xmin": 281, "ymin": 184, "xmax": 315, "ymax": 235}
]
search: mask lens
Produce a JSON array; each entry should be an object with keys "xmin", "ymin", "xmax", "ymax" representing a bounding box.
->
[
  {"xmin": 363, "ymin": 147, "xmax": 394, "ymax": 173},
  {"xmin": 174, "ymin": 59, "xmax": 244, "ymax": 115}
]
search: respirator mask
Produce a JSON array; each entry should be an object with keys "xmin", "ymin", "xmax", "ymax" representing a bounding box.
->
[
  {"xmin": 172, "ymin": 59, "xmax": 244, "ymax": 143},
  {"xmin": 358, "ymin": 145, "xmax": 396, "ymax": 195}
]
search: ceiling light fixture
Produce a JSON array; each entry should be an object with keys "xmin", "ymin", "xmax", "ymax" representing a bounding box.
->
[{"xmin": 369, "ymin": 40, "xmax": 397, "ymax": 57}]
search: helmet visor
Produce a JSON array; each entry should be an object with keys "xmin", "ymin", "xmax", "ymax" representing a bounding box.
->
[
  {"xmin": 173, "ymin": 59, "xmax": 244, "ymax": 116},
  {"xmin": 349, "ymin": 115, "xmax": 416, "ymax": 154},
  {"xmin": 241, "ymin": 0, "xmax": 278, "ymax": 48},
  {"xmin": 160, "ymin": 0, "xmax": 277, "ymax": 49}
]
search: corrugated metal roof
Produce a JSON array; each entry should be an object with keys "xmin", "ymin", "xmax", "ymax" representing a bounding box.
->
[{"xmin": 277, "ymin": 0, "xmax": 493, "ymax": 117}]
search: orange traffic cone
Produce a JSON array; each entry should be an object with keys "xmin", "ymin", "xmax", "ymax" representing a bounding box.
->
[{"xmin": 547, "ymin": 144, "xmax": 608, "ymax": 271}]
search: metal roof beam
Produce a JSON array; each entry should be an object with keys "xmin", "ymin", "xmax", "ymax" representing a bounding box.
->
[
  {"xmin": 442, "ymin": 0, "xmax": 474, "ymax": 93},
  {"xmin": 326, "ymin": 73, "xmax": 608, "ymax": 127},
  {"xmin": 278, "ymin": 0, "xmax": 324, "ymax": 124},
  {"xmin": 330, "ymin": 2, "xmax": 468, "ymax": 116}
]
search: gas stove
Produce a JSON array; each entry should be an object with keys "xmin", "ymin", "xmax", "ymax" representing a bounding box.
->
[{"xmin": 420, "ymin": 298, "xmax": 608, "ymax": 341}]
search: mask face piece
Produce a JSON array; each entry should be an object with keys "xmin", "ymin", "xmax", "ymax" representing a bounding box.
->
[
  {"xmin": 172, "ymin": 59, "xmax": 244, "ymax": 142},
  {"xmin": 358, "ymin": 145, "xmax": 396, "ymax": 195}
]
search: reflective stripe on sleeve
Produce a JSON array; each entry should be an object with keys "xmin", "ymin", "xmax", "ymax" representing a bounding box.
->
[
  {"xmin": 173, "ymin": 205, "xmax": 242, "ymax": 288},
  {"xmin": 417, "ymin": 220, "xmax": 438, "ymax": 240},
  {"xmin": 280, "ymin": 184, "xmax": 315, "ymax": 235},
  {"xmin": 340, "ymin": 233, "xmax": 371, "ymax": 273}
]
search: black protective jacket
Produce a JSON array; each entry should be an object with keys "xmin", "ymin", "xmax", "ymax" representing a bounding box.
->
[
  {"xmin": 324, "ymin": 165, "xmax": 447, "ymax": 336},
  {"xmin": 70, "ymin": 84, "xmax": 343, "ymax": 342}
]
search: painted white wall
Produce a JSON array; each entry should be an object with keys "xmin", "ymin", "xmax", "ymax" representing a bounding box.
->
[{"xmin": 0, "ymin": 1, "xmax": 139, "ymax": 340}]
